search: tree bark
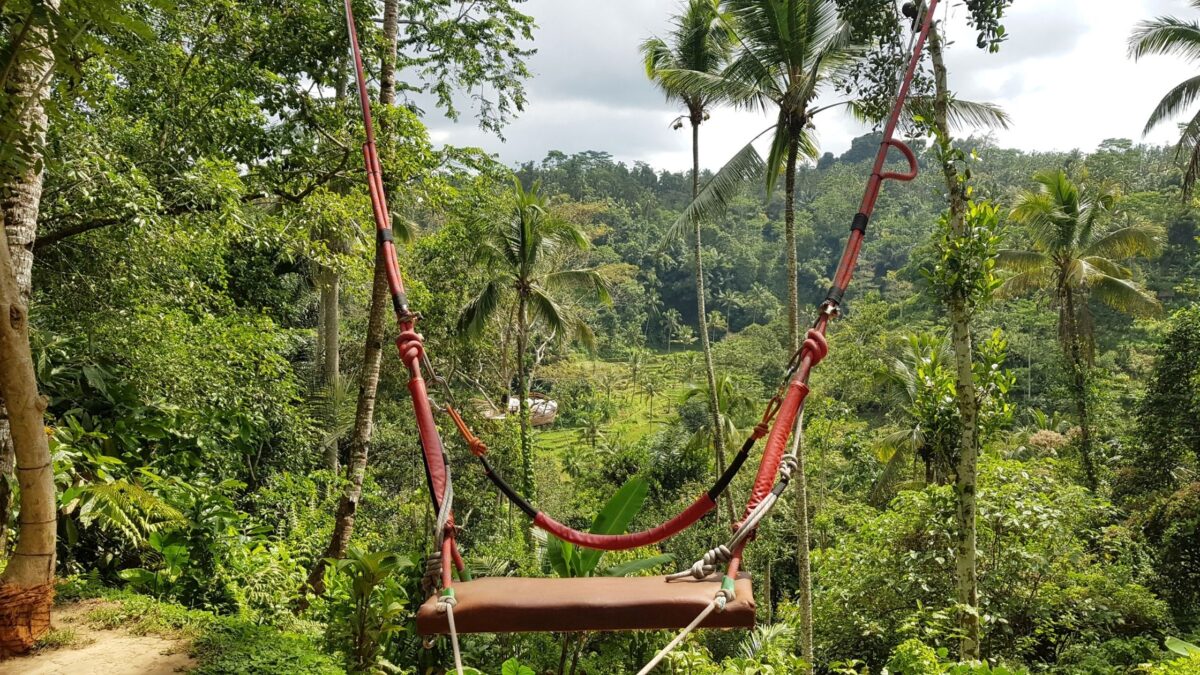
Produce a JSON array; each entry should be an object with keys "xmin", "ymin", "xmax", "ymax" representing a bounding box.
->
[
  {"xmin": 516, "ymin": 296, "xmax": 534, "ymax": 502},
  {"xmin": 1062, "ymin": 285, "xmax": 1096, "ymax": 491},
  {"xmin": 929, "ymin": 25, "xmax": 981, "ymax": 660},
  {"xmin": 300, "ymin": 0, "xmax": 399, "ymax": 606},
  {"xmin": 0, "ymin": 219, "xmax": 57, "ymax": 653},
  {"xmin": 0, "ymin": 5, "xmax": 58, "ymax": 566},
  {"xmin": 319, "ymin": 266, "xmax": 340, "ymax": 472},
  {"xmin": 689, "ymin": 115, "xmax": 732, "ymax": 524},
  {"xmin": 784, "ymin": 134, "xmax": 801, "ymax": 352},
  {"xmin": 0, "ymin": 9, "xmax": 59, "ymax": 654},
  {"xmin": 791, "ymin": 408, "xmax": 814, "ymax": 672}
]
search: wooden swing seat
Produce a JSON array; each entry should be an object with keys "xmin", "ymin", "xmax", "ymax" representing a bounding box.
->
[{"xmin": 416, "ymin": 574, "xmax": 756, "ymax": 635}]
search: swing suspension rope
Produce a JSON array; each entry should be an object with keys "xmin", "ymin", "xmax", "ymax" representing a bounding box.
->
[{"xmin": 342, "ymin": 0, "xmax": 938, "ymax": 668}]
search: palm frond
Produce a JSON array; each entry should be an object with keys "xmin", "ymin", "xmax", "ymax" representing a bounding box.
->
[
  {"xmin": 526, "ymin": 286, "xmax": 571, "ymax": 340},
  {"xmin": 458, "ymin": 279, "xmax": 504, "ymax": 338},
  {"xmin": 1143, "ymin": 74, "xmax": 1200, "ymax": 134},
  {"xmin": 653, "ymin": 66, "xmax": 766, "ymax": 110},
  {"xmin": 1129, "ymin": 16, "xmax": 1200, "ymax": 61},
  {"xmin": 544, "ymin": 268, "xmax": 612, "ymax": 305},
  {"xmin": 995, "ymin": 249, "xmax": 1051, "ymax": 274},
  {"xmin": 1082, "ymin": 224, "xmax": 1164, "ymax": 260},
  {"xmin": 904, "ymin": 97, "xmax": 1011, "ymax": 131},
  {"xmin": 1085, "ymin": 274, "xmax": 1162, "ymax": 317},
  {"xmin": 662, "ymin": 137, "xmax": 768, "ymax": 248},
  {"xmin": 995, "ymin": 269, "xmax": 1053, "ymax": 299}
]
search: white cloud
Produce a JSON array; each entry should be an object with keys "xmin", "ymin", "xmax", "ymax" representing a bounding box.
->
[{"xmin": 421, "ymin": 0, "xmax": 1197, "ymax": 172}]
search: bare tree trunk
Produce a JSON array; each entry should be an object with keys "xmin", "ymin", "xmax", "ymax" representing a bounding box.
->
[
  {"xmin": 516, "ymin": 297, "xmax": 534, "ymax": 501},
  {"xmin": 299, "ymin": 0, "xmax": 399, "ymax": 606},
  {"xmin": 791, "ymin": 408, "xmax": 814, "ymax": 672},
  {"xmin": 1062, "ymin": 286, "xmax": 1096, "ymax": 491},
  {"xmin": 0, "ymin": 4, "xmax": 58, "ymax": 568},
  {"xmin": 319, "ymin": 267, "xmax": 340, "ymax": 472},
  {"xmin": 0, "ymin": 222, "xmax": 56, "ymax": 655},
  {"xmin": 929, "ymin": 25, "xmax": 981, "ymax": 660},
  {"xmin": 689, "ymin": 115, "xmax": 732, "ymax": 524},
  {"xmin": 784, "ymin": 135, "xmax": 800, "ymax": 352},
  {"xmin": 0, "ymin": 6, "xmax": 59, "ymax": 655}
]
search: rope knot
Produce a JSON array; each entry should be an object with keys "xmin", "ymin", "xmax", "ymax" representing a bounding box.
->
[
  {"xmin": 437, "ymin": 595, "xmax": 458, "ymax": 612},
  {"xmin": 685, "ymin": 545, "xmax": 731, "ymax": 579},
  {"xmin": 421, "ymin": 551, "xmax": 444, "ymax": 597},
  {"xmin": 467, "ymin": 438, "xmax": 488, "ymax": 457},
  {"xmin": 396, "ymin": 330, "xmax": 425, "ymax": 368},
  {"xmin": 802, "ymin": 329, "xmax": 829, "ymax": 366}
]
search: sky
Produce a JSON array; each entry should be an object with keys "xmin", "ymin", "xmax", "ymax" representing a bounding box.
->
[{"xmin": 421, "ymin": 0, "xmax": 1197, "ymax": 173}]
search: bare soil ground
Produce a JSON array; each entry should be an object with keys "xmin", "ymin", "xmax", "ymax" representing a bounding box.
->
[{"xmin": 0, "ymin": 599, "xmax": 195, "ymax": 675}]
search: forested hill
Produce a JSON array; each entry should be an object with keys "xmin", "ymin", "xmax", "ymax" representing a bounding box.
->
[{"xmin": 512, "ymin": 137, "xmax": 1193, "ymax": 343}]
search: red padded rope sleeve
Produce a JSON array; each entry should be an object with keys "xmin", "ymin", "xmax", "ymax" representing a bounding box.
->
[{"xmin": 534, "ymin": 494, "xmax": 716, "ymax": 551}]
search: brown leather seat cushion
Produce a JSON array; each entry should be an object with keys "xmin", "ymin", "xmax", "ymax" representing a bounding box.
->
[{"xmin": 417, "ymin": 574, "xmax": 755, "ymax": 635}]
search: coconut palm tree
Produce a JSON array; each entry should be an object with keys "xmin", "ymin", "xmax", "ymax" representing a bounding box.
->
[
  {"xmin": 1001, "ymin": 169, "xmax": 1163, "ymax": 490},
  {"xmin": 682, "ymin": 374, "xmax": 753, "ymax": 459},
  {"xmin": 869, "ymin": 334, "xmax": 959, "ymax": 507},
  {"xmin": 1130, "ymin": 2, "xmax": 1200, "ymax": 196},
  {"xmin": 459, "ymin": 180, "xmax": 609, "ymax": 501},
  {"xmin": 659, "ymin": 0, "xmax": 859, "ymax": 351},
  {"xmin": 642, "ymin": 0, "xmax": 735, "ymax": 527}
]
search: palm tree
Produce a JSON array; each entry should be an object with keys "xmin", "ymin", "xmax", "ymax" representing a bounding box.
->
[
  {"xmin": 869, "ymin": 334, "xmax": 959, "ymax": 507},
  {"xmin": 659, "ymin": 0, "xmax": 859, "ymax": 351},
  {"xmin": 642, "ymin": 0, "xmax": 734, "ymax": 534},
  {"xmin": 682, "ymin": 374, "xmax": 753, "ymax": 491},
  {"xmin": 459, "ymin": 180, "xmax": 609, "ymax": 501},
  {"xmin": 1130, "ymin": 2, "xmax": 1200, "ymax": 196},
  {"xmin": 1001, "ymin": 169, "xmax": 1163, "ymax": 490}
]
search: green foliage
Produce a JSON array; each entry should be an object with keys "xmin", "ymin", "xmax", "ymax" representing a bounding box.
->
[
  {"xmin": 321, "ymin": 548, "xmax": 413, "ymax": 673},
  {"xmin": 191, "ymin": 619, "xmax": 344, "ymax": 675},
  {"xmin": 925, "ymin": 196, "xmax": 1004, "ymax": 312},
  {"xmin": 546, "ymin": 477, "xmax": 672, "ymax": 579}
]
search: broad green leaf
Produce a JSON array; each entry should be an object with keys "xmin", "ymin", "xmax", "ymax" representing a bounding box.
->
[
  {"xmin": 577, "ymin": 477, "xmax": 649, "ymax": 576},
  {"xmin": 1166, "ymin": 636, "xmax": 1200, "ymax": 657},
  {"xmin": 601, "ymin": 554, "xmax": 674, "ymax": 577}
]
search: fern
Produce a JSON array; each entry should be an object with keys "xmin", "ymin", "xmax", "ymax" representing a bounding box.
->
[{"xmin": 69, "ymin": 480, "xmax": 186, "ymax": 547}]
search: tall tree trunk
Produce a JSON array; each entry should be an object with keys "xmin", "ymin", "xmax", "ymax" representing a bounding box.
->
[
  {"xmin": 0, "ymin": 220, "xmax": 56, "ymax": 655},
  {"xmin": 783, "ymin": 133, "xmax": 814, "ymax": 671},
  {"xmin": 516, "ymin": 298, "xmax": 534, "ymax": 500},
  {"xmin": 784, "ymin": 135, "xmax": 801, "ymax": 352},
  {"xmin": 299, "ymin": 0, "xmax": 399, "ymax": 606},
  {"xmin": 1062, "ymin": 286, "xmax": 1096, "ymax": 491},
  {"xmin": 0, "ymin": 5, "xmax": 59, "ymax": 655},
  {"xmin": 0, "ymin": 5, "xmax": 57, "ymax": 569},
  {"xmin": 929, "ymin": 25, "xmax": 981, "ymax": 660},
  {"xmin": 792, "ymin": 408, "xmax": 814, "ymax": 672},
  {"xmin": 320, "ymin": 267, "xmax": 340, "ymax": 472},
  {"xmin": 690, "ymin": 115, "xmax": 732, "ymax": 524}
]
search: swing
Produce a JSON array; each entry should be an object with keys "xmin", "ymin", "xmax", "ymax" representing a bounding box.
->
[{"xmin": 341, "ymin": 0, "xmax": 939, "ymax": 670}]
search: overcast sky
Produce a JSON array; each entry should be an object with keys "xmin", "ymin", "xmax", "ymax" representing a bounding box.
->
[{"xmin": 422, "ymin": 0, "xmax": 1196, "ymax": 173}]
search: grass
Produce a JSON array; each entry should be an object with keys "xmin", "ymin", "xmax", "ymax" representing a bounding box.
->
[
  {"xmin": 33, "ymin": 627, "xmax": 94, "ymax": 652},
  {"xmin": 53, "ymin": 576, "xmax": 339, "ymax": 674},
  {"xmin": 536, "ymin": 349, "xmax": 698, "ymax": 455}
]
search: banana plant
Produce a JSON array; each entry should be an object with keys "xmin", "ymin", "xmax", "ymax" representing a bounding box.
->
[{"xmin": 545, "ymin": 477, "xmax": 673, "ymax": 579}]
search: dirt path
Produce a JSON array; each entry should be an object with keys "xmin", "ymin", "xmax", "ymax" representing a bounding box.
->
[{"xmin": 0, "ymin": 600, "xmax": 195, "ymax": 675}]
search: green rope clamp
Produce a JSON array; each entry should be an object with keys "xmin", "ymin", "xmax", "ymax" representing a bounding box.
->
[
  {"xmin": 441, "ymin": 587, "xmax": 456, "ymax": 599},
  {"xmin": 457, "ymin": 566, "xmax": 473, "ymax": 582}
]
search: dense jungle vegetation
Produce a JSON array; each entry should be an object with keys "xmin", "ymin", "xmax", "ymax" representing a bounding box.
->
[{"xmin": 0, "ymin": 0, "xmax": 1198, "ymax": 673}]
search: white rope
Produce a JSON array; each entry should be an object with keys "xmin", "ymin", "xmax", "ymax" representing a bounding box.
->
[
  {"xmin": 635, "ymin": 597, "xmax": 721, "ymax": 675},
  {"xmin": 442, "ymin": 599, "xmax": 465, "ymax": 675}
]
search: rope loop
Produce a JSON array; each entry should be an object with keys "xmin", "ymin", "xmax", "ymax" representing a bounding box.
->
[
  {"xmin": 421, "ymin": 551, "xmax": 443, "ymax": 597},
  {"xmin": 668, "ymin": 545, "xmax": 732, "ymax": 581},
  {"xmin": 446, "ymin": 406, "xmax": 489, "ymax": 457},
  {"xmin": 802, "ymin": 328, "xmax": 829, "ymax": 366},
  {"xmin": 752, "ymin": 395, "xmax": 782, "ymax": 440},
  {"xmin": 396, "ymin": 329, "xmax": 425, "ymax": 368}
]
